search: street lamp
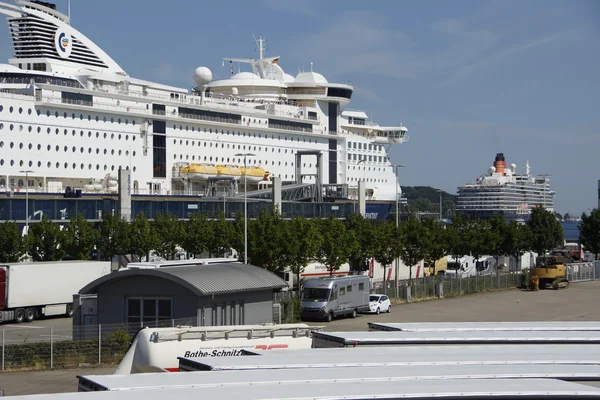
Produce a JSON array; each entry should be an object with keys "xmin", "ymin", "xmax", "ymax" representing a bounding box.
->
[
  {"xmin": 19, "ymin": 170, "xmax": 33, "ymax": 235},
  {"xmin": 390, "ymin": 164, "xmax": 406, "ymax": 298},
  {"xmin": 354, "ymin": 158, "xmax": 366, "ymax": 213},
  {"xmin": 235, "ymin": 153, "xmax": 256, "ymax": 264}
]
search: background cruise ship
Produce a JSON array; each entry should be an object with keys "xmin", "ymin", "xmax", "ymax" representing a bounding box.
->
[
  {"xmin": 456, "ymin": 153, "xmax": 555, "ymax": 221},
  {"xmin": 0, "ymin": 0, "xmax": 408, "ymax": 203}
]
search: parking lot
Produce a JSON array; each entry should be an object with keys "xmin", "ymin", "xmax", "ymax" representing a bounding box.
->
[{"xmin": 1, "ymin": 281, "xmax": 599, "ymax": 396}]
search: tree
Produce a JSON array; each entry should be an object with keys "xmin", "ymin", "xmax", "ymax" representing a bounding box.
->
[
  {"xmin": 421, "ymin": 218, "xmax": 450, "ymax": 276},
  {"xmin": 0, "ymin": 221, "xmax": 26, "ymax": 262},
  {"xmin": 346, "ymin": 214, "xmax": 376, "ymax": 274},
  {"xmin": 27, "ymin": 215, "xmax": 66, "ymax": 261},
  {"xmin": 245, "ymin": 209, "xmax": 287, "ymax": 272},
  {"xmin": 153, "ymin": 212, "xmax": 185, "ymax": 260},
  {"xmin": 283, "ymin": 217, "xmax": 322, "ymax": 288},
  {"xmin": 63, "ymin": 213, "xmax": 99, "ymax": 260},
  {"xmin": 206, "ymin": 212, "xmax": 235, "ymax": 258},
  {"xmin": 488, "ymin": 215, "xmax": 508, "ymax": 274},
  {"xmin": 503, "ymin": 221, "xmax": 532, "ymax": 270},
  {"xmin": 182, "ymin": 213, "xmax": 211, "ymax": 258},
  {"xmin": 468, "ymin": 219, "xmax": 494, "ymax": 267},
  {"xmin": 128, "ymin": 212, "xmax": 158, "ymax": 261},
  {"xmin": 372, "ymin": 221, "xmax": 402, "ymax": 287},
  {"xmin": 580, "ymin": 209, "xmax": 600, "ymax": 260},
  {"xmin": 527, "ymin": 206, "xmax": 563, "ymax": 256},
  {"xmin": 398, "ymin": 217, "xmax": 428, "ymax": 282},
  {"xmin": 317, "ymin": 217, "xmax": 357, "ymax": 275},
  {"xmin": 447, "ymin": 213, "xmax": 470, "ymax": 273},
  {"xmin": 99, "ymin": 213, "xmax": 130, "ymax": 260}
]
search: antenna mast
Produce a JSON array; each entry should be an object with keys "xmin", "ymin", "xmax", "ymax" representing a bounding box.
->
[
  {"xmin": 254, "ymin": 34, "xmax": 266, "ymax": 59},
  {"xmin": 67, "ymin": 0, "xmax": 71, "ymax": 24}
]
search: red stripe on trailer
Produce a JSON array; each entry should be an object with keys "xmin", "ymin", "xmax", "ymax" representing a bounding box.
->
[
  {"xmin": 416, "ymin": 264, "xmax": 421, "ymax": 278},
  {"xmin": 369, "ymin": 259, "xmax": 374, "ymax": 278},
  {"xmin": 165, "ymin": 367, "xmax": 179, "ymax": 372},
  {"xmin": 387, "ymin": 267, "xmax": 392, "ymax": 281}
]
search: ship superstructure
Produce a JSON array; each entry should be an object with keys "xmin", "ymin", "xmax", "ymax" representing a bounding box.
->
[
  {"xmin": 0, "ymin": 1, "xmax": 408, "ymax": 202},
  {"xmin": 456, "ymin": 153, "xmax": 554, "ymax": 221}
]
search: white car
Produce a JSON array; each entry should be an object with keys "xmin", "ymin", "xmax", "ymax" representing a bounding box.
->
[{"xmin": 368, "ymin": 294, "xmax": 391, "ymax": 314}]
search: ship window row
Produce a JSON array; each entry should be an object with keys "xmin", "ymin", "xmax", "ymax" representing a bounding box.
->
[
  {"xmin": 36, "ymin": 108, "xmax": 138, "ymax": 126},
  {"xmin": 348, "ymin": 177, "xmax": 389, "ymax": 183},
  {"xmin": 347, "ymin": 165, "xmax": 388, "ymax": 173},
  {"xmin": 348, "ymin": 141, "xmax": 383, "ymax": 152},
  {"xmin": 168, "ymin": 125, "xmax": 319, "ymax": 144},
  {"xmin": 0, "ymin": 123, "xmax": 137, "ymax": 141},
  {"xmin": 0, "ymin": 159, "xmax": 136, "ymax": 173},
  {"xmin": 0, "ymin": 72, "xmax": 82, "ymax": 88},
  {"xmin": 347, "ymin": 154, "xmax": 386, "ymax": 163},
  {"xmin": 0, "ymin": 141, "xmax": 136, "ymax": 157},
  {"xmin": 173, "ymin": 139, "xmax": 297, "ymax": 154}
]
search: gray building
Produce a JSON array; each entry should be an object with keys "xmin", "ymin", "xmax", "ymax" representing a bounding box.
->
[{"xmin": 74, "ymin": 263, "xmax": 287, "ymax": 334}]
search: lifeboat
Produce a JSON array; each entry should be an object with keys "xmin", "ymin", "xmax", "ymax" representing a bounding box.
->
[
  {"xmin": 241, "ymin": 166, "xmax": 267, "ymax": 183},
  {"xmin": 217, "ymin": 165, "xmax": 241, "ymax": 180},
  {"xmin": 181, "ymin": 163, "xmax": 217, "ymax": 181}
]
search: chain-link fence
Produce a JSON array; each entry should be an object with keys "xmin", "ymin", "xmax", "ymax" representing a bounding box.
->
[{"xmin": 372, "ymin": 272, "xmax": 523, "ymax": 301}]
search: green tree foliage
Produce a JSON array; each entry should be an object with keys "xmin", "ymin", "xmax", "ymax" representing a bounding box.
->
[
  {"xmin": 468, "ymin": 219, "xmax": 494, "ymax": 263},
  {"xmin": 372, "ymin": 221, "xmax": 402, "ymax": 284},
  {"xmin": 447, "ymin": 213, "xmax": 470, "ymax": 267},
  {"xmin": 421, "ymin": 218, "xmax": 450, "ymax": 276},
  {"xmin": 182, "ymin": 213, "xmax": 211, "ymax": 258},
  {"xmin": 206, "ymin": 212, "xmax": 235, "ymax": 258},
  {"xmin": 488, "ymin": 215, "xmax": 508, "ymax": 273},
  {"xmin": 246, "ymin": 209, "xmax": 287, "ymax": 272},
  {"xmin": 527, "ymin": 206, "xmax": 563, "ymax": 256},
  {"xmin": 579, "ymin": 208, "xmax": 600, "ymax": 259},
  {"xmin": 410, "ymin": 198, "xmax": 434, "ymax": 213},
  {"xmin": 27, "ymin": 215, "xmax": 66, "ymax": 261},
  {"xmin": 128, "ymin": 212, "xmax": 158, "ymax": 261},
  {"xmin": 346, "ymin": 214, "xmax": 376, "ymax": 274},
  {"xmin": 283, "ymin": 217, "xmax": 322, "ymax": 286},
  {"xmin": 63, "ymin": 213, "xmax": 99, "ymax": 260},
  {"xmin": 98, "ymin": 214, "xmax": 130, "ymax": 260},
  {"xmin": 398, "ymin": 217, "xmax": 428, "ymax": 282},
  {"xmin": 0, "ymin": 221, "xmax": 26, "ymax": 262},
  {"xmin": 317, "ymin": 217, "xmax": 357, "ymax": 275},
  {"xmin": 503, "ymin": 221, "xmax": 532, "ymax": 270},
  {"xmin": 152, "ymin": 212, "xmax": 185, "ymax": 260}
]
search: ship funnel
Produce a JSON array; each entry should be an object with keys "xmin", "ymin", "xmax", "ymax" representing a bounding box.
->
[{"xmin": 494, "ymin": 153, "xmax": 506, "ymax": 175}]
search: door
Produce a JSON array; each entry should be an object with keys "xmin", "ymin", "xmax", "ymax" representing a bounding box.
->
[{"xmin": 0, "ymin": 267, "xmax": 6, "ymax": 310}]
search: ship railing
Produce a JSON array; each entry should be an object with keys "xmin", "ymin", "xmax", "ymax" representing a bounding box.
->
[
  {"xmin": 36, "ymin": 95, "xmax": 149, "ymax": 114},
  {"xmin": 0, "ymin": 90, "xmax": 34, "ymax": 101}
]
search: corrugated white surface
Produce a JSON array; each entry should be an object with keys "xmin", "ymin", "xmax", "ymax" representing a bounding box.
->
[
  {"xmin": 80, "ymin": 364, "xmax": 600, "ymax": 391},
  {"xmin": 8, "ymin": 378, "xmax": 600, "ymax": 399},
  {"xmin": 368, "ymin": 321, "xmax": 600, "ymax": 332},
  {"xmin": 180, "ymin": 345, "xmax": 600, "ymax": 371}
]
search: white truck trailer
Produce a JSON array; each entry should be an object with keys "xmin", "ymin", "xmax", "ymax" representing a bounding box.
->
[
  {"xmin": 114, "ymin": 323, "xmax": 324, "ymax": 374},
  {"xmin": 0, "ymin": 261, "xmax": 110, "ymax": 324}
]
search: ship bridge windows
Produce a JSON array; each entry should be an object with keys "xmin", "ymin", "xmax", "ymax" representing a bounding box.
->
[
  {"xmin": 0, "ymin": 73, "xmax": 82, "ymax": 88},
  {"xmin": 62, "ymin": 92, "xmax": 93, "ymax": 107},
  {"xmin": 327, "ymin": 87, "xmax": 353, "ymax": 100}
]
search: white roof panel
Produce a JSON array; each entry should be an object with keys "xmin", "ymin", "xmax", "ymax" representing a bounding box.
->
[
  {"xmin": 10, "ymin": 379, "xmax": 600, "ymax": 399},
  {"xmin": 79, "ymin": 364, "xmax": 600, "ymax": 391},
  {"xmin": 179, "ymin": 344, "xmax": 600, "ymax": 371},
  {"xmin": 312, "ymin": 330, "xmax": 600, "ymax": 346},
  {"xmin": 368, "ymin": 322, "xmax": 600, "ymax": 332}
]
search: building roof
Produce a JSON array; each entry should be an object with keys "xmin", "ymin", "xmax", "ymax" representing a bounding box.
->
[{"xmin": 79, "ymin": 263, "xmax": 287, "ymax": 296}]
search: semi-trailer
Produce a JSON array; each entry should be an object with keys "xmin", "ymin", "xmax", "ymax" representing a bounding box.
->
[{"xmin": 0, "ymin": 261, "xmax": 110, "ymax": 323}]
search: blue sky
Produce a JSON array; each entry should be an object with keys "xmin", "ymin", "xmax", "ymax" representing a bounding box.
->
[{"xmin": 0, "ymin": 0, "xmax": 598, "ymax": 215}]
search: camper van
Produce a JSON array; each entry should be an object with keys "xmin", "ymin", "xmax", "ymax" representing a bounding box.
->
[{"xmin": 300, "ymin": 275, "xmax": 370, "ymax": 322}]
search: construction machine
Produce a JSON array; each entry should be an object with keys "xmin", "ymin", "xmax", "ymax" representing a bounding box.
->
[{"xmin": 528, "ymin": 254, "xmax": 570, "ymax": 290}]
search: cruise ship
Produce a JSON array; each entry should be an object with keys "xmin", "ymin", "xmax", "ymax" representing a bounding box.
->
[
  {"xmin": 456, "ymin": 153, "xmax": 555, "ymax": 221},
  {"xmin": 0, "ymin": 0, "xmax": 408, "ymax": 203}
]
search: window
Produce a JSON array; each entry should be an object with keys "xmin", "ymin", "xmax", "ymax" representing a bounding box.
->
[
  {"xmin": 339, "ymin": 287, "xmax": 346, "ymax": 296},
  {"xmin": 127, "ymin": 298, "xmax": 171, "ymax": 330},
  {"xmin": 359, "ymin": 283, "xmax": 365, "ymax": 291},
  {"xmin": 347, "ymin": 285, "xmax": 352, "ymax": 293}
]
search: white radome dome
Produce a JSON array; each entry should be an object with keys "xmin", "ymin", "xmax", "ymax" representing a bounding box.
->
[
  {"xmin": 193, "ymin": 66, "xmax": 212, "ymax": 86},
  {"xmin": 231, "ymin": 87, "xmax": 239, "ymax": 96}
]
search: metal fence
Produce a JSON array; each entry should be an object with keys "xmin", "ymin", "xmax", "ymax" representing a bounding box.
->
[{"xmin": 372, "ymin": 272, "xmax": 524, "ymax": 301}]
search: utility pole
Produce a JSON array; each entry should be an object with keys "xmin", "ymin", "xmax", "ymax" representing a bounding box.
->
[
  {"xmin": 391, "ymin": 164, "xmax": 406, "ymax": 298},
  {"xmin": 235, "ymin": 153, "xmax": 256, "ymax": 264}
]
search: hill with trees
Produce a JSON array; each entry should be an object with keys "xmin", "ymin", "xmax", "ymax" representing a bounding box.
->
[{"xmin": 401, "ymin": 186, "xmax": 457, "ymax": 215}]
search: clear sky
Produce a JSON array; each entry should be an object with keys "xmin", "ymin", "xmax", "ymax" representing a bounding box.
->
[{"xmin": 0, "ymin": 0, "xmax": 598, "ymax": 215}]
